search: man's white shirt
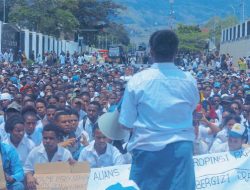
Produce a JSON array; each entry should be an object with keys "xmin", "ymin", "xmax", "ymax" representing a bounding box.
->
[
  {"xmin": 24, "ymin": 144, "xmax": 72, "ymax": 173},
  {"xmin": 4, "ymin": 136, "xmax": 35, "ymax": 166},
  {"xmin": 78, "ymin": 141, "xmax": 125, "ymax": 168}
]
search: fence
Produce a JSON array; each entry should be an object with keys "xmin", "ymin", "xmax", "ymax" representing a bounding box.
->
[{"xmin": 0, "ymin": 21, "xmax": 80, "ymax": 60}]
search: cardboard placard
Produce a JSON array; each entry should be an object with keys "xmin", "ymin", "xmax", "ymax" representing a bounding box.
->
[
  {"xmin": 35, "ymin": 162, "xmax": 90, "ymax": 190},
  {"xmin": 0, "ymin": 154, "xmax": 6, "ymax": 190}
]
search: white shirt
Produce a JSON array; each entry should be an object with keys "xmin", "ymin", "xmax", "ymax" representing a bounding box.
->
[
  {"xmin": 193, "ymin": 138, "xmax": 209, "ymax": 155},
  {"xmin": 198, "ymin": 124, "xmax": 215, "ymax": 149},
  {"xmin": 81, "ymin": 118, "xmax": 96, "ymax": 142},
  {"xmin": 24, "ymin": 144, "xmax": 72, "ymax": 173},
  {"xmin": 75, "ymin": 122, "xmax": 90, "ymax": 142},
  {"xmin": 119, "ymin": 63, "xmax": 199, "ymax": 151},
  {"xmin": 60, "ymin": 54, "xmax": 65, "ymax": 64},
  {"xmin": 78, "ymin": 56, "xmax": 84, "ymax": 65},
  {"xmin": 78, "ymin": 141, "xmax": 125, "ymax": 168},
  {"xmin": 210, "ymin": 128, "xmax": 228, "ymax": 152},
  {"xmin": 4, "ymin": 136, "xmax": 35, "ymax": 166},
  {"xmin": 215, "ymin": 106, "xmax": 223, "ymax": 125},
  {"xmin": 25, "ymin": 123, "xmax": 43, "ymax": 146},
  {"xmin": 209, "ymin": 142, "xmax": 229, "ymax": 153}
]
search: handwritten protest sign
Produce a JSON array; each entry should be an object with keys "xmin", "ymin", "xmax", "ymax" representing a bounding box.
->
[
  {"xmin": 88, "ymin": 148, "xmax": 250, "ymax": 190},
  {"xmin": 87, "ymin": 165, "xmax": 138, "ymax": 190},
  {"xmin": 35, "ymin": 162, "xmax": 89, "ymax": 190},
  {"xmin": 194, "ymin": 148, "xmax": 250, "ymax": 190}
]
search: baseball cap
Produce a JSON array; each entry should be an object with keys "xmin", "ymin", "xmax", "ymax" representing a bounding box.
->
[
  {"xmin": 229, "ymin": 123, "xmax": 246, "ymax": 138},
  {"xmin": 6, "ymin": 102, "xmax": 22, "ymax": 112},
  {"xmin": 0, "ymin": 93, "xmax": 12, "ymax": 101}
]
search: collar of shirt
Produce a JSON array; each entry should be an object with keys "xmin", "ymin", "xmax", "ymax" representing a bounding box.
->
[
  {"xmin": 86, "ymin": 141, "xmax": 112, "ymax": 158},
  {"xmin": 6, "ymin": 136, "xmax": 28, "ymax": 148},
  {"xmin": 37, "ymin": 144, "xmax": 64, "ymax": 162},
  {"xmin": 151, "ymin": 62, "xmax": 177, "ymax": 70}
]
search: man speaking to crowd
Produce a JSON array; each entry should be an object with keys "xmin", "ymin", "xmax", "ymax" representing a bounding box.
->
[{"xmin": 119, "ymin": 30, "xmax": 200, "ymax": 190}]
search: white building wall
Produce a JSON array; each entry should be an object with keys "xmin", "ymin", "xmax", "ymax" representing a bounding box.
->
[
  {"xmin": 31, "ymin": 32, "xmax": 36, "ymax": 59},
  {"xmin": 38, "ymin": 33, "xmax": 43, "ymax": 57},
  {"xmin": 44, "ymin": 35, "xmax": 49, "ymax": 53},
  {"xmin": 49, "ymin": 36, "xmax": 53, "ymax": 52},
  {"xmin": 220, "ymin": 39, "xmax": 250, "ymax": 64},
  {"xmin": 24, "ymin": 29, "xmax": 30, "ymax": 59}
]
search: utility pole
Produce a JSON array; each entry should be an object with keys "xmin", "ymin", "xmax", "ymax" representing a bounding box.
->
[
  {"xmin": 240, "ymin": 0, "xmax": 245, "ymax": 22},
  {"xmin": 168, "ymin": 0, "xmax": 175, "ymax": 30}
]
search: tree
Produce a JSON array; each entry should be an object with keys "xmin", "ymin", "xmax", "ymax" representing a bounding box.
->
[
  {"xmin": 0, "ymin": 0, "xmax": 17, "ymax": 22},
  {"xmin": 6, "ymin": 0, "xmax": 130, "ymax": 45},
  {"xmin": 204, "ymin": 16, "xmax": 238, "ymax": 49},
  {"xmin": 175, "ymin": 24, "xmax": 209, "ymax": 52},
  {"xmin": 75, "ymin": 0, "xmax": 129, "ymax": 46},
  {"xmin": 8, "ymin": 0, "xmax": 79, "ymax": 38},
  {"xmin": 75, "ymin": 0, "xmax": 123, "ymax": 29},
  {"xmin": 106, "ymin": 23, "xmax": 130, "ymax": 46}
]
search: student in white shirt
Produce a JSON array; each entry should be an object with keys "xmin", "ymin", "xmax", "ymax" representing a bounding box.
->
[
  {"xmin": 22, "ymin": 106, "xmax": 43, "ymax": 146},
  {"xmin": 211, "ymin": 123, "xmax": 246, "ymax": 153},
  {"xmin": 210, "ymin": 114, "xmax": 241, "ymax": 153},
  {"xmin": 70, "ymin": 109, "xmax": 89, "ymax": 145},
  {"xmin": 78, "ymin": 124, "xmax": 124, "ymax": 168},
  {"xmin": 80, "ymin": 101, "xmax": 101, "ymax": 142},
  {"xmin": 54, "ymin": 110, "xmax": 86, "ymax": 160},
  {"xmin": 4, "ymin": 114, "xmax": 35, "ymax": 166},
  {"xmin": 24, "ymin": 123, "xmax": 73, "ymax": 189}
]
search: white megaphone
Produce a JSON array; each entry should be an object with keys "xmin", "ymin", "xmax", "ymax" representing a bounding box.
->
[{"xmin": 98, "ymin": 110, "xmax": 129, "ymax": 140}]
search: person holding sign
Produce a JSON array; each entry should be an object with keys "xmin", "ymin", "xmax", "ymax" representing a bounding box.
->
[
  {"xmin": 211, "ymin": 123, "xmax": 246, "ymax": 153},
  {"xmin": 24, "ymin": 124, "xmax": 73, "ymax": 190},
  {"xmin": 0, "ymin": 142, "xmax": 24, "ymax": 190},
  {"xmin": 78, "ymin": 124, "xmax": 125, "ymax": 168},
  {"xmin": 119, "ymin": 30, "xmax": 200, "ymax": 190}
]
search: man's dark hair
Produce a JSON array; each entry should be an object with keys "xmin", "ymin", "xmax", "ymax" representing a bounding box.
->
[
  {"xmin": 36, "ymin": 98, "xmax": 47, "ymax": 108},
  {"xmin": 47, "ymin": 95, "xmax": 59, "ymax": 102},
  {"xmin": 53, "ymin": 110, "xmax": 69, "ymax": 122},
  {"xmin": 149, "ymin": 30, "xmax": 179, "ymax": 62},
  {"xmin": 47, "ymin": 104, "xmax": 57, "ymax": 110},
  {"xmin": 80, "ymin": 91, "xmax": 90, "ymax": 97},
  {"xmin": 224, "ymin": 114, "xmax": 241, "ymax": 126},
  {"xmin": 89, "ymin": 101, "xmax": 101, "ymax": 111},
  {"xmin": 42, "ymin": 123, "xmax": 62, "ymax": 139},
  {"xmin": 69, "ymin": 109, "xmax": 79, "ymax": 119},
  {"xmin": 21, "ymin": 106, "xmax": 38, "ymax": 120},
  {"xmin": 5, "ymin": 114, "xmax": 24, "ymax": 133}
]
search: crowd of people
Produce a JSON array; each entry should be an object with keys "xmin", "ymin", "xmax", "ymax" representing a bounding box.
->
[{"xmin": 0, "ymin": 45, "xmax": 250, "ymax": 189}]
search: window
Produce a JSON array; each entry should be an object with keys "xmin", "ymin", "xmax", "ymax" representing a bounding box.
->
[{"xmin": 226, "ymin": 29, "xmax": 229, "ymax": 41}]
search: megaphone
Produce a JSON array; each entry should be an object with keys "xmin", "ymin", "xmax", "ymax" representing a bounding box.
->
[{"xmin": 98, "ymin": 110, "xmax": 129, "ymax": 140}]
